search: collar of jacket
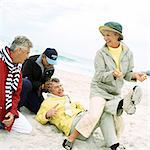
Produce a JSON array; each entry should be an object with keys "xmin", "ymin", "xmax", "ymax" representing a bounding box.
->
[
  {"xmin": 101, "ymin": 42, "xmax": 129, "ymax": 59},
  {"xmin": 47, "ymin": 93, "xmax": 70, "ymax": 100}
]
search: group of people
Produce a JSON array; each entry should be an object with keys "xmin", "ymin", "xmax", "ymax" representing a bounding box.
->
[
  {"xmin": 0, "ymin": 21, "xmax": 148, "ymax": 150},
  {"xmin": 0, "ymin": 36, "xmax": 58, "ymax": 133}
]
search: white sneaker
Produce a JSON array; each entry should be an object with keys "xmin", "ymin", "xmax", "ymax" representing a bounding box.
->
[{"xmin": 123, "ymin": 86, "xmax": 142, "ymax": 115}]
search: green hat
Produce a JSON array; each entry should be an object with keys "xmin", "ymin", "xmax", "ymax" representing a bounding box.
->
[{"xmin": 99, "ymin": 22, "xmax": 123, "ymax": 40}]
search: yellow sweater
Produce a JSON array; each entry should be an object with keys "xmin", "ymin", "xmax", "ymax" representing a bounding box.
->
[
  {"xmin": 36, "ymin": 96, "xmax": 85, "ymax": 136},
  {"xmin": 108, "ymin": 44, "xmax": 122, "ymax": 70}
]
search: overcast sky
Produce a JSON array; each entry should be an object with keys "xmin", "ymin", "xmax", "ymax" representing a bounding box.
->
[{"xmin": 0, "ymin": 0, "xmax": 149, "ymax": 70}]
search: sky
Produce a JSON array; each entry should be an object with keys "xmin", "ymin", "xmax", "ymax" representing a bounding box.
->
[{"xmin": 0, "ymin": 0, "xmax": 149, "ymax": 70}]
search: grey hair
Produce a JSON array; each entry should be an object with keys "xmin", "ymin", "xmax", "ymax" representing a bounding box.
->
[
  {"xmin": 10, "ymin": 36, "xmax": 33, "ymax": 51},
  {"xmin": 50, "ymin": 77, "xmax": 60, "ymax": 83},
  {"xmin": 48, "ymin": 77, "xmax": 60, "ymax": 93}
]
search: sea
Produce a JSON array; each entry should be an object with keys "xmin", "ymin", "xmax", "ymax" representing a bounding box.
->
[
  {"xmin": 56, "ymin": 53, "xmax": 94, "ymax": 76},
  {"xmin": 42, "ymin": 50, "xmax": 149, "ymax": 90},
  {"xmin": 31, "ymin": 50, "xmax": 149, "ymax": 90},
  {"xmin": 59, "ymin": 53, "xmax": 149, "ymax": 88},
  {"xmin": 0, "ymin": 39, "xmax": 94, "ymax": 76},
  {"xmin": 0, "ymin": 40, "xmax": 149, "ymax": 89}
]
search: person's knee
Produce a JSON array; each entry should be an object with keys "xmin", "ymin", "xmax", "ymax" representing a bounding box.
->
[
  {"xmin": 91, "ymin": 96, "xmax": 106, "ymax": 106},
  {"xmin": 19, "ymin": 78, "xmax": 32, "ymax": 108},
  {"xmin": 22, "ymin": 78, "xmax": 32, "ymax": 91}
]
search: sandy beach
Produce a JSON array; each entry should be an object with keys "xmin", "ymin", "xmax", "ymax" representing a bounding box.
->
[{"xmin": 0, "ymin": 69, "xmax": 149, "ymax": 150}]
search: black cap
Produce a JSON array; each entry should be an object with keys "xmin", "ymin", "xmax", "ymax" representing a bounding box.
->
[{"xmin": 43, "ymin": 48, "xmax": 58, "ymax": 65}]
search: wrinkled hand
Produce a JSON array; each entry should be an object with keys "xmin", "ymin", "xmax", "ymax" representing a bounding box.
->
[
  {"xmin": 43, "ymin": 80, "xmax": 50, "ymax": 90},
  {"xmin": 46, "ymin": 104, "xmax": 59, "ymax": 119},
  {"xmin": 2, "ymin": 112, "xmax": 14, "ymax": 127},
  {"xmin": 41, "ymin": 80, "xmax": 50, "ymax": 91},
  {"xmin": 133, "ymin": 72, "xmax": 147, "ymax": 82},
  {"xmin": 112, "ymin": 69, "xmax": 123, "ymax": 78}
]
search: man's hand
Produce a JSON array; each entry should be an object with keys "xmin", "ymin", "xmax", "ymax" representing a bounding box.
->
[
  {"xmin": 43, "ymin": 80, "xmax": 50, "ymax": 90},
  {"xmin": 41, "ymin": 80, "xmax": 51, "ymax": 91},
  {"xmin": 2, "ymin": 112, "xmax": 14, "ymax": 127},
  {"xmin": 133, "ymin": 72, "xmax": 147, "ymax": 82},
  {"xmin": 45, "ymin": 104, "xmax": 59, "ymax": 119},
  {"xmin": 113, "ymin": 69, "xmax": 123, "ymax": 78},
  {"xmin": 40, "ymin": 80, "xmax": 50, "ymax": 91}
]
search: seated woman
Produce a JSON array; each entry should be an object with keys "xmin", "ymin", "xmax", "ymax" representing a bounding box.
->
[{"xmin": 61, "ymin": 21, "xmax": 146, "ymax": 150}]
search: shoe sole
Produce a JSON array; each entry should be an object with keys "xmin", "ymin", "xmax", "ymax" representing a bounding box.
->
[
  {"xmin": 131, "ymin": 86, "xmax": 142, "ymax": 105},
  {"xmin": 123, "ymin": 86, "xmax": 142, "ymax": 115}
]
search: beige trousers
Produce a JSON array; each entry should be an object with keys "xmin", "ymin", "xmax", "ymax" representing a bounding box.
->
[
  {"xmin": 75, "ymin": 96, "xmax": 106, "ymax": 138},
  {"xmin": 75, "ymin": 96, "xmax": 124, "ymax": 147}
]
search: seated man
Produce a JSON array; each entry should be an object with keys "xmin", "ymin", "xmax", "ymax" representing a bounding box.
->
[
  {"xmin": 18, "ymin": 48, "xmax": 58, "ymax": 114},
  {"xmin": 36, "ymin": 78, "xmax": 86, "ymax": 137},
  {"xmin": 0, "ymin": 36, "xmax": 32, "ymax": 133}
]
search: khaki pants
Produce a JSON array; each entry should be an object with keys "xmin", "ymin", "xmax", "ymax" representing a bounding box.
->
[
  {"xmin": 75, "ymin": 97, "xmax": 106, "ymax": 138},
  {"xmin": 70, "ymin": 112, "xmax": 87, "ymax": 141},
  {"xmin": 73, "ymin": 96, "xmax": 124, "ymax": 147}
]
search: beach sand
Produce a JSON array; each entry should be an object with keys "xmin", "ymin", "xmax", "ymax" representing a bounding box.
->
[{"xmin": 0, "ymin": 69, "xmax": 149, "ymax": 150}]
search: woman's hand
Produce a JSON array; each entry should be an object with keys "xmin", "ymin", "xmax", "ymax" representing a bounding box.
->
[
  {"xmin": 133, "ymin": 72, "xmax": 147, "ymax": 82},
  {"xmin": 45, "ymin": 104, "xmax": 59, "ymax": 119},
  {"xmin": 113, "ymin": 69, "xmax": 123, "ymax": 78}
]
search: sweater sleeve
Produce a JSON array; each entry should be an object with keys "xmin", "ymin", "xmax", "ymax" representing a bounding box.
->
[
  {"xmin": 22, "ymin": 59, "xmax": 43, "ymax": 91},
  {"xmin": 10, "ymin": 74, "xmax": 23, "ymax": 117},
  {"xmin": 35, "ymin": 100, "xmax": 50, "ymax": 124}
]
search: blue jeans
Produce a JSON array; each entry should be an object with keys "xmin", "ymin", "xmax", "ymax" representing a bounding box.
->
[{"xmin": 18, "ymin": 78, "xmax": 43, "ymax": 114}]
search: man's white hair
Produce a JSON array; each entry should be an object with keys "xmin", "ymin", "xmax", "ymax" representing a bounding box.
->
[{"xmin": 10, "ymin": 36, "xmax": 33, "ymax": 51}]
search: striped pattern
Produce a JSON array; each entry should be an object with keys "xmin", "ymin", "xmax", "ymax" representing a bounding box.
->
[{"xmin": 0, "ymin": 47, "xmax": 22, "ymax": 110}]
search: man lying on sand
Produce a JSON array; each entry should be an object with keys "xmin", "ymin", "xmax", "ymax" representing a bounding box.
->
[{"xmin": 36, "ymin": 77, "xmax": 86, "ymax": 137}]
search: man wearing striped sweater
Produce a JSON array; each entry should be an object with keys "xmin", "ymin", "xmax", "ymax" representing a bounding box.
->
[{"xmin": 0, "ymin": 36, "xmax": 32, "ymax": 133}]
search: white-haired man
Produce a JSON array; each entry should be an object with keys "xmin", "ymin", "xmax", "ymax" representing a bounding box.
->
[{"xmin": 0, "ymin": 36, "xmax": 33, "ymax": 133}]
